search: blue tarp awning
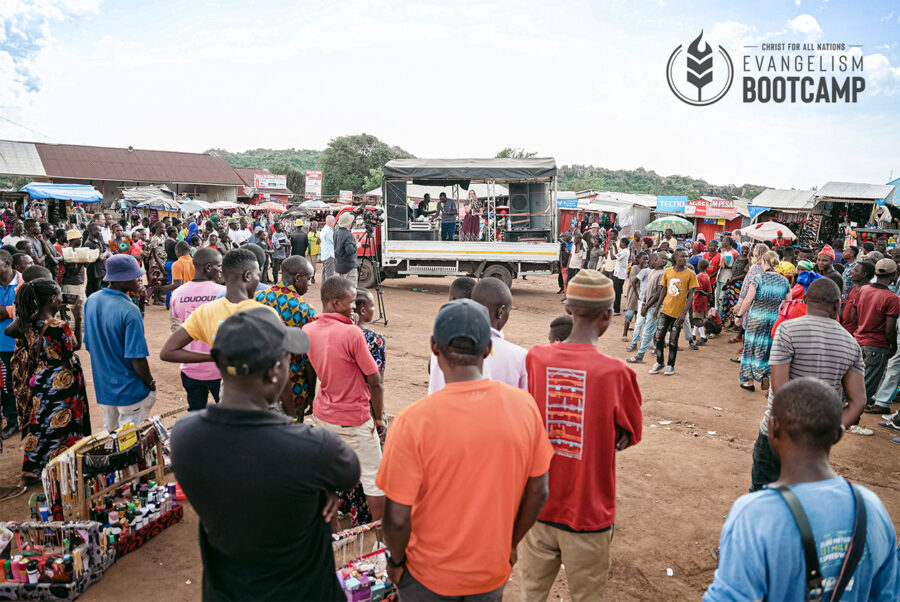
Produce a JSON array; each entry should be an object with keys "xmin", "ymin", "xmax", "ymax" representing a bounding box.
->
[{"xmin": 19, "ymin": 183, "xmax": 103, "ymax": 203}]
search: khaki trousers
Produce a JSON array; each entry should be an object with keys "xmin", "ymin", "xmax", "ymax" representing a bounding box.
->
[{"xmin": 517, "ymin": 521, "xmax": 613, "ymax": 602}]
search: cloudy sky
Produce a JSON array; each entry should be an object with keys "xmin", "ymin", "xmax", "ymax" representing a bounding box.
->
[{"xmin": 1, "ymin": 0, "xmax": 898, "ymax": 190}]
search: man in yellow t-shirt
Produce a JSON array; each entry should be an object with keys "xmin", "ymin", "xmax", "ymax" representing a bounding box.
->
[
  {"xmin": 649, "ymin": 248, "xmax": 698, "ymax": 376},
  {"xmin": 160, "ymin": 248, "xmax": 277, "ymax": 363},
  {"xmin": 307, "ymin": 221, "xmax": 321, "ymax": 284}
]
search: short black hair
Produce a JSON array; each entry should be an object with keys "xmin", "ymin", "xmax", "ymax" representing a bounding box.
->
[
  {"xmin": 863, "ymin": 242, "xmax": 875, "ymax": 252},
  {"xmin": 771, "ymin": 377, "xmax": 842, "ymax": 451},
  {"xmin": 472, "ymin": 278, "xmax": 512, "ymax": 313},
  {"xmin": 22, "ymin": 265, "xmax": 52, "ymax": 282},
  {"xmin": 843, "ymin": 246, "xmax": 858, "ymax": 258},
  {"xmin": 858, "ymin": 261, "xmax": 876, "ymax": 280},
  {"xmin": 166, "ymin": 226, "xmax": 178, "ymax": 237},
  {"xmin": 804, "ymin": 277, "xmax": 840, "ymax": 305},
  {"xmin": 321, "ymin": 275, "xmax": 355, "ymax": 305},
  {"xmin": 782, "ymin": 246, "xmax": 794, "ymax": 258},
  {"xmin": 192, "ymin": 247, "xmax": 220, "ymax": 268},
  {"xmin": 698, "ymin": 259, "xmax": 709, "ymax": 270},
  {"xmin": 12, "ymin": 253, "xmax": 30, "ymax": 269},
  {"xmin": 0, "ymin": 250, "xmax": 11, "ymax": 265},
  {"xmin": 549, "ymin": 315, "xmax": 573, "ymax": 341},
  {"xmin": 175, "ymin": 241, "xmax": 191, "ymax": 255},
  {"xmin": 355, "ymin": 288, "xmax": 374, "ymax": 305},
  {"xmin": 222, "ymin": 248, "xmax": 257, "ymax": 276},
  {"xmin": 449, "ymin": 277, "xmax": 476, "ymax": 299}
]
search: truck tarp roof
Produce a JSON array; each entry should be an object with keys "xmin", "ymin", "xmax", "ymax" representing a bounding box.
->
[{"xmin": 383, "ymin": 158, "xmax": 557, "ymax": 182}]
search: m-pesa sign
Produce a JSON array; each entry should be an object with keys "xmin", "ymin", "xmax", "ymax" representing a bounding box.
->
[{"xmin": 685, "ymin": 198, "xmax": 736, "ymax": 219}]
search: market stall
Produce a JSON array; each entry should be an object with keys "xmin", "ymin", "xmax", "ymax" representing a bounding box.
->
[
  {"xmin": 20, "ymin": 182, "xmax": 102, "ymax": 225},
  {"xmin": 811, "ymin": 181, "xmax": 898, "ymax": 247}
]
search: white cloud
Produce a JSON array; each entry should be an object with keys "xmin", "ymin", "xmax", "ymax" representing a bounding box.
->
[
  {"xmin": 789, "ymin": 14, "xmax": 824, "ymax": 41},
  {"xmin": 794, "ymin": 0, "xmax": 801, "ymax": 6},
  {"xmin": 881, "ymin": 11, "xmax": 895, "ymax": 22},
  {"xmin": 863, "ymin": 53, "xmax": 900, "ymax": 96}
]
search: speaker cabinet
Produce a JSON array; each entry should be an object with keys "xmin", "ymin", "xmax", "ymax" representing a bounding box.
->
[
  {"xmin": 509, "ymin": 183, "xmax": 530, "ymax": 230},
  {"xmin": 385, "ymin": 180, "xmax": 408, "ymax": 230},
  {"xmin": 529, "ymin": 182, "xmax": 551, "ymax": 230}
]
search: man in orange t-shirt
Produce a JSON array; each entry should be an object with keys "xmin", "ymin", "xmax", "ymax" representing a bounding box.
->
[
  {"xmin": 166, "ymin": 241, "xmax": 195, "ymax": 291},
  {"xmin": 378, "ymin": 299, "xmax": 553, "ymax": 600}
]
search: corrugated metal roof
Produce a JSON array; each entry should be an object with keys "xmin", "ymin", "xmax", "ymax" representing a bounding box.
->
[
  {"xmin": 751, "ymin": 188, "xmax": 816, "ymax": 210},
  {"xmin": 33, "ymin": 142, "xmax": 243, "ymax": 186},
  {"xmin": 816, "ymin": 181, "xmax": 895, "ymax": 202},
  {"xmin": 0, "ymin": 140, "xmax": 46, "ymax": 177},
  {"xmin": 576, "ymin": 190, "xmax": 657, "ymax": 208},
  {"xmin": 233, "ymin": 167, "xmax": 272, "ymax": 186},
  {"xmin": 233, "ymin": 167, "xmax": 293, "ymax": 196}
]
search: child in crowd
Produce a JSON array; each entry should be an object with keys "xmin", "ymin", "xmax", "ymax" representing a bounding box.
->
[
  {"xmin": 548, "ymin": 315, "xmax": 573, "ymax": 342},
  {"xmin": 692, "ymin": 259, "xmax": 713, "ymax": 348},
  {"xmin": 622, "ymin": 253, "xmax": 649, "ymax": 341}
]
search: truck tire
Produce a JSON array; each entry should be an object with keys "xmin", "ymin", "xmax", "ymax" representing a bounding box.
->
[
  {"xmin": 481, "ymin": 264, "xmax": 513, "ymax": 288},
  {"xmin": 358, "ymin": 258, "xmax": 378, "ymax": 289}
]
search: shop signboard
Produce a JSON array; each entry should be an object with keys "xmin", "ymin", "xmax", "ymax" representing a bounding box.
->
[
  {"xmin": 339, "ymin": 190, "xmax": 353, "ymax": 203},
  {"xmin": 656, "ymin": 195, "xmax": 687, "ymax": 213},
  {"xmin": 305, "ymin": 170, "xmax": 323, "ymax": 199},
  {"xmin": 685, "ymin": 198, "xmax": 736, "ymax": 219},
  {"xmin": 254, "ymin": 174, "xmax": 287, "ymax": 189}
]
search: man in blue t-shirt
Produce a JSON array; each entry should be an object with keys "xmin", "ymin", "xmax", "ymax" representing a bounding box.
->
[
  {"xmin": 84, "ymin": 255, "xmax": 157, "ymax": 431},
  {"xmin": 0, "ymin": 250, "xmax": 22, "ymax": 440},
  {"xmin": 706, "ymin": 377, "xmax": 899, "ymax": 601},
  {"xmin": 437, "ymin": 192, "xmax": 457, "ymax": 241}
]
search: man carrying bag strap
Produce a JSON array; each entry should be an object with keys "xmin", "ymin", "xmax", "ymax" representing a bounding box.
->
[{"xmin": 705, "ymin": 378, "xmax": 900, "ymax": 602}]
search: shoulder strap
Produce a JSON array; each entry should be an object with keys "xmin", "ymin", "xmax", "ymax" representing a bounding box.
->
[
  {"xmin": 775, "ymin": 486, "xmax": 825, "ymax": 601},
  {"xmin": 831, "ymin": 481, "xmax": 867, "ymax": 601}
]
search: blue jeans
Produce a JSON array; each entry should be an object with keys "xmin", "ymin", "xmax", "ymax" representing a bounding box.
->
[
  {"xmin": 636, "ymin": 306, "xmax": 659, "ymax": 359},
  {"xmin": 441, "ymin": 221, "xmax": 456, "ymax": 241},
  {"xmin": 630, "ymin": 301, "xmax": 646, "ymax": 347},
  {"xmin": 861, "ymin": 346, "xmax": 891, "ymax": 402},
  {"xmin": 874, "ymin": 330, "xmax": 900, "ymax": 408},
  {"xmin": 164, "ymin": 260, "xmax": 174, "ymax": 308}
]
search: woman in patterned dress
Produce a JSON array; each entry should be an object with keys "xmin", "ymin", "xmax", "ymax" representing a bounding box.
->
[
  {"xmin": 721, "ymin": 243, "xmax": 750, "ymax": 328},
  {"xmin": 734, "ymin": 251, "xmax": 791, "ymax": 392},
  {"xmin": 7, "ymin": 279, "xmax": 91, "ymax": 487}
]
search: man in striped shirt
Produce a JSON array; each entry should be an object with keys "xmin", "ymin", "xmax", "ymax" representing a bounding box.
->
[{"xmin": 750, "ymin": 278, "xmax": 866, "ymax": 491}]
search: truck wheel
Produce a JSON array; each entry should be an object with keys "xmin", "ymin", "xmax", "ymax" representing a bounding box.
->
[
  {"xmin": 481, "ymin": 264, "xmax": 513, "ymax": 288},
  {"xmin": 358, "ymin": 258, "xmax": 378, "ymax": 288}
]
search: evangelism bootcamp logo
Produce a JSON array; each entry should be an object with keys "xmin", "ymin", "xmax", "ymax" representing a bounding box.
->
[{"xmin": 667, "ymin": 30, "xmax": 734, "ymax": 106}]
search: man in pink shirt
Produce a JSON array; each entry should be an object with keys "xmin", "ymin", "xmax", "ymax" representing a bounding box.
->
[
  {"xmin": 169, "ymin": 248, "xmax": 226, "ymax": 410},
  {"xmin": 304, "ymin": 275, "xmax": 386, "ymax": 524}
]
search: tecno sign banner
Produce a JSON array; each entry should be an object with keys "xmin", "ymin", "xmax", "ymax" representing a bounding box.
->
[{"xmin": 667, "ymin": 30, "xmax": 865, "ymax": 106}]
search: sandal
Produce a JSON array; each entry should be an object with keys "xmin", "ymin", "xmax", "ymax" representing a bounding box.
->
[
  {"xmin": 728, "ymin": 336, "xmax": 741, "ymax": 344},
  {"xmin": 0, "ymin": 485, "xmax": 27, "ymax": 501},
  {"xmin": 740, "ymin": 382, "xmax": 756, "ymax": 392},
  {"xmin": 760, "ymin": 377, "xmax": 770, "ymax": 391}
]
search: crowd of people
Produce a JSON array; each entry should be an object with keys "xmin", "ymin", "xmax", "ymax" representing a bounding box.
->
[{"xmin": 0, "ymin": 200, "xmax": 897, "ymax": 600}]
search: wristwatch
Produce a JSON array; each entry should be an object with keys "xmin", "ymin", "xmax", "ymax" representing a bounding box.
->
[{"xmin": 385, "ymin": 550, "xmax": 405, "ymax": 569}]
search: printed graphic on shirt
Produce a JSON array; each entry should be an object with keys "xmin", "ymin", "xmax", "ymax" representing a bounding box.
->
[
  {"xmin": 545, "ymin": 367, "xmax": 586, "ymax": 460},
  {"xmin": 668, "ymin": 277, "xmax": 683, "ymax": 297}
]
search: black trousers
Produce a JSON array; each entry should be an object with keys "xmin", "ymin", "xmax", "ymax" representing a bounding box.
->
[
  {"xmin": 181, "ymin": 373, "xmax": 221, "ymax": 411},
  {"xmin": 612, "ymin": 276, "xmax": 624, "ymax": 313},
  {"xmin": 655, "ymin": 313, "xmax": 681, "ymax": 367},
  {"xmin": 750, "ymin": 431, "xmax": 780, "ymax": 492}
]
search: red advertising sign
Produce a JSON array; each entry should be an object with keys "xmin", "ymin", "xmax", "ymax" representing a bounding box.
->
[{"xmin": 684, "ymin": 198, "xmax": 736, "ymax": 219}]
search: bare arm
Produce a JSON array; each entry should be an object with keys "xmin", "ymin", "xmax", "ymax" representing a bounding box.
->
[
  {"xmin": 886, "ymin": 316, "xmax": 897, "ymax": 356},
  {"xmin": 510, "ymin": 473, "xmax": 549, "ymax": 566},
  {"xmin": 366, "ymin": 370, "xmax": 385, "ymax": 430},
  {"xmin": 130, "ymin": 357, "xmax": 155, "ymax": 389},
  {"xmin": 841, "ymin": 369, "xmax": 866, "ymax": 429},
  {"xmin": 159, "ymin": 327, "xmax": 212, "ymax": 363},
  {"xmin": 770, "ymin": 362, "xmax": 790, "ymax": 395},
  {"xmin": 737, "ymin": 282, "xmax": 758, "ymax": 317},
  {"xmin": 383, "ymin": 498, "xmax": 412, "ymax": 583}
]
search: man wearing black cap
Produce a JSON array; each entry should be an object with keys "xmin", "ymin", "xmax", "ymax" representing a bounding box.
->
[
  {"xmin": 378, "ymin": 298, "xmax": 552, "ymax": 600},
  {"xmin": 171, "ymin": 308, "xmax": 361, "ymax": 601},
  {"xmin": 84, "ymin": 254, "xmax": 156, "ymax": 430}
]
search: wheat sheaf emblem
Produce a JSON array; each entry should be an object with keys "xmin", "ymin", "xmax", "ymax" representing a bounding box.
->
[{"xmin": 686, "ymin": 30, "xmax": 713, "ymax": 102}]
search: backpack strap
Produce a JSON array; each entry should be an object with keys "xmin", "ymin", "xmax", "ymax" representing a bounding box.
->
[
  {"xmin": 831, "ymin": 481, "xmax": 867, "ymax": 601},
  {"xmin": 775, "ymin": 486, "xmax": 825, "ymax": 601}
]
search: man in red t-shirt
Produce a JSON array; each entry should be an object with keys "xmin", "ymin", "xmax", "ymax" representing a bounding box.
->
[
  {"xmin": 850, "ymin": 259, "xmax": 900, "ymax": 411},
  {"xmin": 518, "ymin": 270, "xmax": 643, "ymax": 600},
  {"xmin": 305, "ymin": 276, "xmax": 386, "ymax": 525},
  {"xmin": 692, "ymin": 259, "xmax": 713, "ymax": 347}
]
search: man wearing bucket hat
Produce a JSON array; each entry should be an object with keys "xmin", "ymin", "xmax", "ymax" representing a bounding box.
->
[
  {"xmin": 84, "ymin": 254, "xmax": 157, "ymax": 430},
  {"xmin": 334, "ymin": 212, "xmax": 359, "ymax": 286},
  {"xmin": 171, "ymin": 308, "xmax": 361, "ymax": 601},
  {"xmin": 60, "ymin": 229, "xmax": 88, "ymax": 302}
]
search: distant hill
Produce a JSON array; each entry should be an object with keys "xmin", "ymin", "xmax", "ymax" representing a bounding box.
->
[
  {"xmin": 205, "ymin": 148, "xmax": 323, "ymax": 173},
  {"xmin": 205, "ymin": 147, "xmax": 769, "ymax": 201},
  {"xmin": 558, "ymin": 165, "xmax": 768, "ymax": 200}
]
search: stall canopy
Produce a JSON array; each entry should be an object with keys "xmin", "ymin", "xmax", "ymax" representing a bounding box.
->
[
  {"xmin": 365, "ymin": 182, "xmax": 509, "ymax": 199},
  {"xmin": 120, "ymin": 184, "xmax": 176, "ymax": 208},
  {"xmin": 749, "ymin": 188, "xmax": 816, "ymax": 214},
  {"xmin": 383, "ymin": 158, "xmax": 557, "ymax": 184},
  {"xmin": 20, "ymin": 182, "xmax": 102, "ymax": 203}
]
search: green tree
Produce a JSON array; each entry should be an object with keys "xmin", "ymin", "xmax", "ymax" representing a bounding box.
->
[
  {"xmin": 321, "ymin": 134, "xmax": 413, "ymax": 195},
  {"xmin": 362, "ymin": 167, "xmax": 383, "ymax": 193},
  {"xmin": 495, "ymin": 147, "xmax": 537, "ymax": 159}
]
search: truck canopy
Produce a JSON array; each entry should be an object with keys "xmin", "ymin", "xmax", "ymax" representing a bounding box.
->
[{"xmin": 383, "ymin": 158, "xmax": 557, "ymax": 184}]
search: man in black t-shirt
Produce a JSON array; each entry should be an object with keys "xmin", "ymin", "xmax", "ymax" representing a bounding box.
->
[
  {"xmin": 290, "ymin": 219, "xmax": 308, "ymax": 257},
  {"xmin": 171, "ymin": 308, "xmax": 360, "ymax": 601}
]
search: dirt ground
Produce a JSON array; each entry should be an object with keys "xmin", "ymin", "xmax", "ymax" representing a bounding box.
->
[{"xmin": 1, "ymin": 274, "xmax": 898, "ymax": 601}]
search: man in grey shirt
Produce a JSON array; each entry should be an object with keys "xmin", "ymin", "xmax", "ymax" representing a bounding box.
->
[
  {"xmin": 437, "ymin": 192, "xmax": 457, "ymax": 241},
  {"xmin": 750, "ymin": 278, "xmax": 866, "ymax": 491}
]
